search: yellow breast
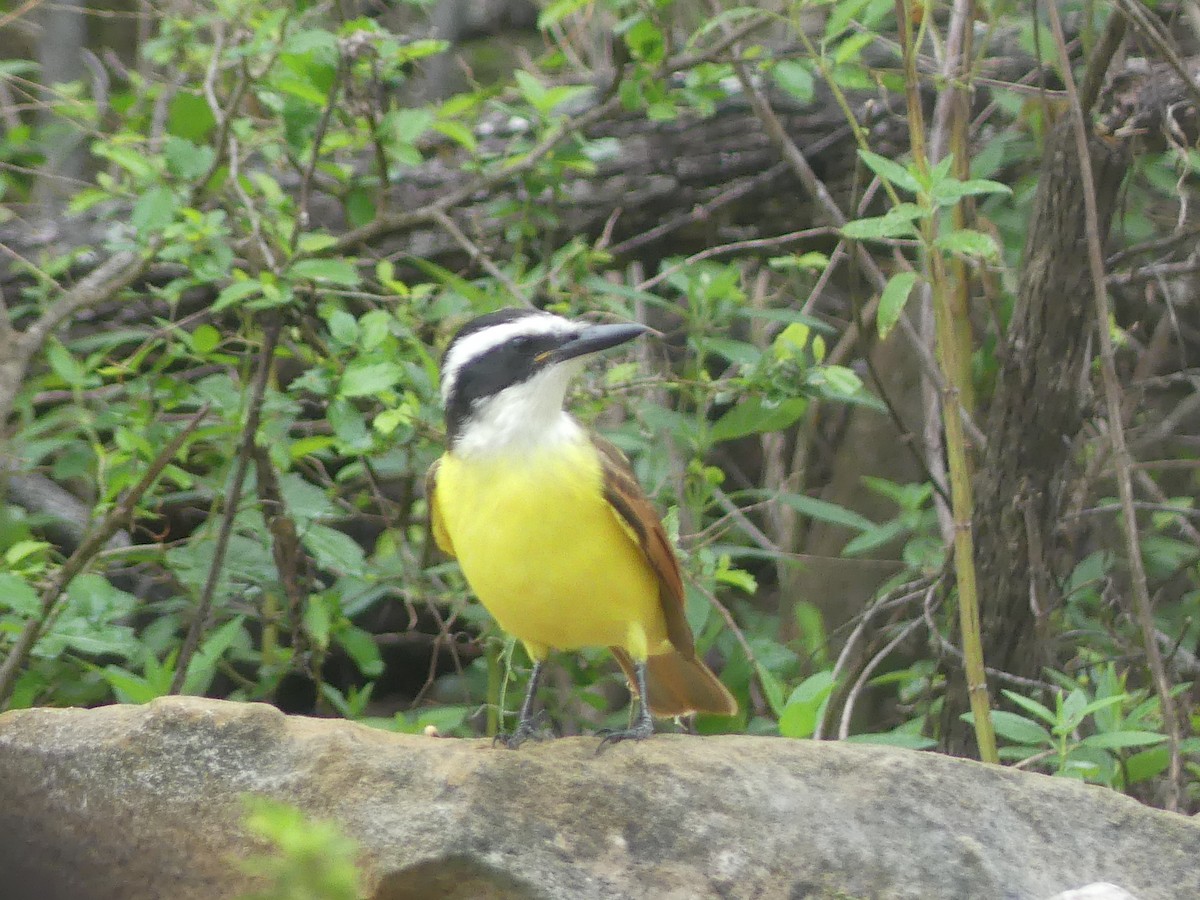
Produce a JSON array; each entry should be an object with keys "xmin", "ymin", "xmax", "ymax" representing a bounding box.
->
[{"xmin": 434, "ymin": 442, "xmax": 669, "ymax": 660}]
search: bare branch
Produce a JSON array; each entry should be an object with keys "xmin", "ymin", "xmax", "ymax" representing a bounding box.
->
[
  {"xmin": 1046, "ymin": 0, "xmax": 1184, "ymax": 812},
  {"xmin": 170, "ymin": 319, "xmax": 281, "ymax": 694},
  {"xmin": 0, "ymin": 403, "xmax": 210, "ymax": 708}
]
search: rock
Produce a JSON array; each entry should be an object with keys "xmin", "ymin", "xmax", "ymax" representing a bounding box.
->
[
  {"xmin": 1046, "ymin": 885, "xmax": 1140, "ymax": 900},
  {"xmin": 1, "ymin": 696, "xmax": 1197, "ymax": 900}
]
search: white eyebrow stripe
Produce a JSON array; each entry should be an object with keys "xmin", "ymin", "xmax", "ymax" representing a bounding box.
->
[{"xmin": 440, "ymin": 314, "xmax": 576, "ymax": 403}]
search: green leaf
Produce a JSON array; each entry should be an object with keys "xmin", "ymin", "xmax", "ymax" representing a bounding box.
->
[
  {"xmin": 0, "ymin": 573, "xmax": 40, "ymax": 616},
  {"xmin": 358, "ymin": 310, "xmax": 392, "ymax": 351},
  {"xmin": 1001, "ymin": 689, "xmax": 1057, "ymax": 726},
  {"xmin": 335, "ymin": 626, "xmax": 384, "ymax": 677},
  {"xmin": 815, "ymin": 364, "xmax": 863, "ymax": 398},
  {"xmin": 989, "ymin": 710, "xmax": 1052, "ymax": 746},
  {"xmin": 191, "ymin": 324, "xmax": 221, "ymax": 355},
  {"xmin": 46, "ymin": 339, "xmax": 87, "ymax": 386},
  {"xmin": 327, "ymin": 398, "xmax": 373, "ymax": 452},
  {"xmin": 537, "ymin": 0, "xmax": 592, "ymax": 29},
  {"xmin": 623, "ymin": 17, "xmax": 665, "ymax": 63},
  {"xmin": 841, "ymin": 519, "xmax": 906, "ymax": 557},
  {"xmin": 94, "ymin": 143, "xmax": 156, "ymax": 180},
  {"xmin": 1073, "ymin": 693, "xmax": 1126, "ymax": 723},
  {"xmin": 845, "ymin": 730, "xmax": 937, "ymax": 750},
  {"xmin": 431, "ymin": 119, "xmax": 477, "ymax": 152},
  {"xmin": 776, "ymin": 493, "xmax": 875, "ymax": 532},
  {"xmin": 833, "ymin": 31, "xmax": 875, "ymax": 65},
  {"xmin": 131, "ymin": 186, "xmax": 179, "ymax": 236},
  {"xmin": 164, "ymin": 137, "xmax": 215, "ymax": 180},
  {"xmin": 302, "ymin": 524, "xmax": 366, "ymax": 576},
  {"xmin": 854, "ymin": 151, "xmax": 916, "ymax": 195},
  {"xmin": 344, "ymin": 187, "xmax": 375, "ymax": 229},
  {"xmin": 183, "ymin": 617, "xmax": 246, "ymax": 695},
  {"xmin": 779, "ymin": 670, "xmax": 836, "ymax": 739},
  {"xmin": 1080, "ymin": 731, "xmax": 1168, "ymax": 750},
  {"xmin": 1125, "ymin": 745, "xmax": 1170, "ymax": 783},
  {"xmin": 514, "ymin": 69, "xmax": 547, "ymax": 110},
  {"xmin": 826, "ymin": 0, "xmax": 872, "ymax": 39},
  {"xmin": 326, "ymin": 309, "xmax": 359, "ymax": 346},
  {"xmin": 338, "ymin": 362, "xmax": 403, "ymax": 398},
  {"xmin": 272, "ymin": 73, "xmax": 330, "ymax": 106},
  {"xmin": 709, "ymin": 397, "xmax": 808, "ymax": 442},
  {"xmin": 877, "ymin": 270, "xmax": 919, "ymax": 340},
  {"xmin": 290, "ymin": 259, "xmax": 361, "ymax": 287},
  {"xmin": 755, "ymin": 661, "xmax": 786, "ymax": 717},
  {"xmin": 772, "ymin": 60, "xmax": 814, "ymax": 104},
  {"xmin": 167, "ymin": 92, "xmax": 217, "ymax": 141},
  {"xmin": 931, "ymin": 177, "xmax": 1012, "ymax": 206},
  {"xmin": 304, "ymin": 593, "xmax": 336, "ymax": 650},
  {"xmin": 283, "ymin": 98, "xmax": 321, "ymax": 152},
  {"xmin": 933, "ymin": 228, "xmax": 1000, "ymax": 260},
  {"xmin": 389, "ymin": 108, "xmax": 434, "ymax": 144},
  {"xmin": 707, "ymin": 336, "xmax": 762, "ymax": 367},
  {"xmin": 100, "ymin": 665, "xmax": 162, "ymax": 704},
  {"xmin": 841, "ymin": 204, "xmax": 922, "ymax": 240},
  {"xmin": 212, "ymin": 277, "xmax": 265, "ymax": 312}
]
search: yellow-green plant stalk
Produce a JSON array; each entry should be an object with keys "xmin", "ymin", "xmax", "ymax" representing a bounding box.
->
[{"xmin": 894, "ymin": 0, "xmax": 998, "ymax": 764}]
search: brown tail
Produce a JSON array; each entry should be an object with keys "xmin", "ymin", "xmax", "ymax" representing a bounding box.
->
[{"xmin": 611, "ymin": 647, "xmax": 738, "ymax": 717}]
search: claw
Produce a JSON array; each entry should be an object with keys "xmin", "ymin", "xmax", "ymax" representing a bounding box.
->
[
  {"xmin": 594, "ymin": 718, "xmax": 654, "ymax": 753},
  {"xmin": 493, "ymin": 719, "xmax": 545, "ymax": 750},
  {"xmin": 493, "ymin": 662, "xmax": 547, "ymax": 750},
  {"xmin": 595, "ymin": 660, "xmax": 654, "ymax": 753}
]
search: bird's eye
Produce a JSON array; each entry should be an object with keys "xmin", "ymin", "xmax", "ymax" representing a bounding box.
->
[{"xmin": 512, "ymin": 335, "xmax": 533, "ymax": 351}]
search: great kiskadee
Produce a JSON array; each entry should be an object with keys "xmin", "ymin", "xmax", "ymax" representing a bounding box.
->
[{"xmin": 426, "ymin": 308, "xmax": 737, "ymax": 747}]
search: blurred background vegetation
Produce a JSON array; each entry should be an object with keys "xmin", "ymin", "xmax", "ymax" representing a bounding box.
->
[{"xmin": 2, "ymin": 0, "xmax": 1200, "ymax": 813}]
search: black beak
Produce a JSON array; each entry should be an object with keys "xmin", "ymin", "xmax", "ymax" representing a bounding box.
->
[{"xmin": 549, "ymin": 322, "xmax": 650, "ymax": 364}]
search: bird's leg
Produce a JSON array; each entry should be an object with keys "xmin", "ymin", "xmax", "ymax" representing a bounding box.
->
[
  {"xmin": 494, "ymin": 660, "xmax": 546, "ymax": 750},
  {"xmin": 596, "ymin": 661, "xmax": 655, "ymax": 751}
]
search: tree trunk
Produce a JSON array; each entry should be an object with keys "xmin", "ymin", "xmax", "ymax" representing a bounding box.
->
[{"xmin": 942, "ymin": 121, "xmax": 1130, "ymax": 753}]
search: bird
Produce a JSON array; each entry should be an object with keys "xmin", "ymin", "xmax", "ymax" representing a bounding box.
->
[{"xmin": 425, "ymin": 307, "xmax": 737, "ymax": 748}]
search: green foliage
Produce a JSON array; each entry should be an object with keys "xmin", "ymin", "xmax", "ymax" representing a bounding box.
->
[
  {"xmin": 963, "ymin": 664, "xmax": 1200, "ymax": 790},
  {"xmin": 239, "ymin": 798, "xmax": 361, "ymax": 900}
]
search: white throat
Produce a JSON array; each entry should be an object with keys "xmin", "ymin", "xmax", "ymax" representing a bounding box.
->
[{"xmin": 451, "ymin": 363, "xmax": 586, "ymax": 459}]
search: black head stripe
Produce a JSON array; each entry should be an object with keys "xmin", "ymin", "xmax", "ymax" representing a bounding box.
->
[
  {"xmin": 444, "ymin": 308, "xmax": 542, "ymax": 359},
  {"xmin": 443, "ymin": 326, "xmax": 566, "ymax": 443}
]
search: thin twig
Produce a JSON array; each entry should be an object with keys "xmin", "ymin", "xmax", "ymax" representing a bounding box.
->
[
  {"xmin": 169, "ymin": 320, "xmax": 281, "ymax": 693},
  {"xmin": 0, "ymin": 404, "xmax": 210, "ymax": 708},
  {"xmin": 708, "ymin": 486, "xmax": 782, "ymax": 556},
  {"xmin": 714, "ymin": 13, "xmax": 987, "ymax": 452},
  {"xmin": 1113, "ymin": 0, "xmax": 1200, "ymax": 115},
  {"xmin": 921, "ymin": 585, "xmax": 1055, "ymax": 691},
  {"xmin": 838, "ymin": 617, "xmax": 924, "ymax": 740},
  {"xmin": 690, "ymin": 578, "xmax": 762, "ymax": 710},
  {"xmin": 290, "ymin": 52, "xmax": 347, "ymax": 256},
  {"xmin": 635, "ymin": 227, "xmax": 838, "ymax": 293},
  {"xmin": 325, "ymin": 13, "xmax": 772, "ymax": 257},
  {"xmin": 815, "ymin": 579, "xmax": 930, "ymax": 740},
  {"xmin": 431, "ymin": 208, "xmax": 532, "ymax": 306},
  {"xmin": 1045, "ymin": 0, "xmax": 1183, "ymax": 812}
]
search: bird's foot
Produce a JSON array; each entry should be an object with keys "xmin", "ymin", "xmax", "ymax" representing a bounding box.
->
[
  {"xmin": 493, "ymin": 713, "xmax": 550, "ymax": 750},
  {"xmin": 595, "ymin": 718, "xmax": 654, "ymax": 753}
]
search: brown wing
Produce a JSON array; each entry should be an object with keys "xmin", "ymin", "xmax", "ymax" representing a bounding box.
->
[
  {"xmin": 425, "ymin": 457, "xmax": 456, "ymax": 558},
  {"xmin": 592, "ymin": 434, "xmax": 694, "ymax": 659}
]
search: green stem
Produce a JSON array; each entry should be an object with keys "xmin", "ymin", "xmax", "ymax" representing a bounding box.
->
[{"xmin": 895, "ymin": 0, "xmax": 997, "ymax": 763}]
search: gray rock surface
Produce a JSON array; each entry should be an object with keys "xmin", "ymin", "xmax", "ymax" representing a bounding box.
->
[
  {"xmin": 1046, "ymin": 885, "xmax": 1139, "ymax": 900},
  {"xmin": 0, "ymin": 696, "xmax": 1196, "ymax": 900}
]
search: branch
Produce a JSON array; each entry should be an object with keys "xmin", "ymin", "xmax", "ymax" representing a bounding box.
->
[
  {"xmin": 1046, "ymin": 0, "xmax": 1184, "ymax": 813},
  {"xmin": 324, "ymin": 12, "xmax": 773, "ymax": 257},
  {"xmin": 0, "ymin": 403, "xmax": 210, "ymax": 708},
  {"xmin": 169, "ymin": 318, "xmax": 281, "ymax": 694}
]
